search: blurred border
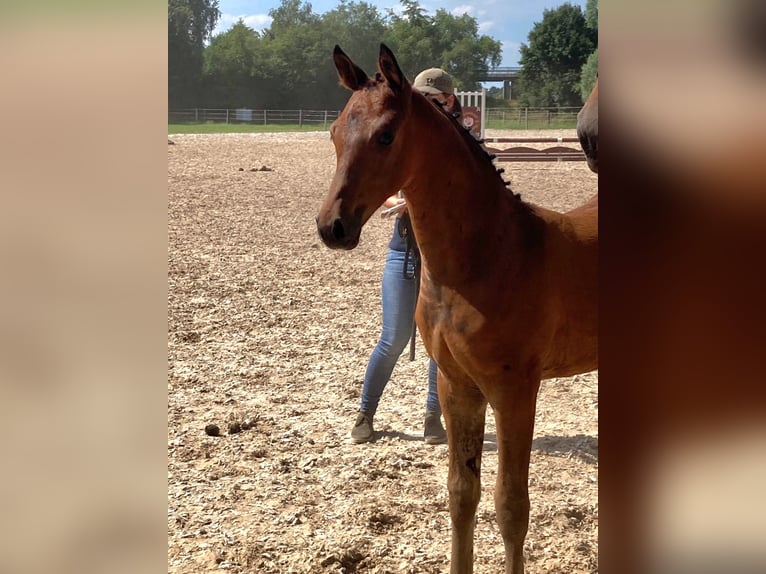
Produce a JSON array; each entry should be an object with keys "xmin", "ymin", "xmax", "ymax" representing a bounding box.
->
[
  {"xmin": 0, "ymin": 6, "xmax": 168, "ymax": 574},
  {"xmin": 601, "ymin": 1, "xmax": 766, "ymax": 573}
]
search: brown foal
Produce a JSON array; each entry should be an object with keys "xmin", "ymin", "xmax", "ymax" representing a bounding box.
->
[{"xmin": 316, "ymin": 44, "xmax": 598, "ymax": 574}]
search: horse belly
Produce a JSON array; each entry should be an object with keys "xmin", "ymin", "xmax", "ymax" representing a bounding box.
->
[
  {"xmin": 540, "ymin": 333, "xmax": 598, "ymax": 378},
  {"xmin": 538, "ymin": 305, "xmax": 598, "ymax": 378}
]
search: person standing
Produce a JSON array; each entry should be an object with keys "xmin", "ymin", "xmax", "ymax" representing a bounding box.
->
[{"xmin": 350, "ymin": 68, "xmax": 462, "ymax": 445}]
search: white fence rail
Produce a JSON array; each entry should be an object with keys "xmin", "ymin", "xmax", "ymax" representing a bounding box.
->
[
  {"xmin": 169, "ymin": 108, "xmax": 341, "ymax": 127},
  {"xmin": 169, "ymin": 106, "xmax": 581, "ymax": 130}
]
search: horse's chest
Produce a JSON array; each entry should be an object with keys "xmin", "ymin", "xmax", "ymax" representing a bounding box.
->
[
  {"xmin": 419, "ymin": 285, "xmax": 476, "ymax": 337},
  {"xmin": 418, "ymin": 278, "xmax": 543, "ymax": 379},
  {"xmin": 418, "ymin": 288, "xmax": 503, "ymax": 370}
]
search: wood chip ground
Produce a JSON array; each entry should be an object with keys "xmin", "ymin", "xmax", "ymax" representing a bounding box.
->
[{"xmin": 168, "ymin": 129, "xmax": 598, "ymax": 573}]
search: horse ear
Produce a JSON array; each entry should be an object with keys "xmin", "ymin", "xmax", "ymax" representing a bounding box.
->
[
  {"xmin": 333, "ymin": 45, "xmax": 368, "ymax": 91},
  {"xmin": 378, "ymin": 44, "xmax": 409, "ymax": 94}
]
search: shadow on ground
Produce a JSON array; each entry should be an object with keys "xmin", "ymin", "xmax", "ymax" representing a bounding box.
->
[{"xmin": 481, "ymin": 433, "xmax": 598, "ymax": 464}]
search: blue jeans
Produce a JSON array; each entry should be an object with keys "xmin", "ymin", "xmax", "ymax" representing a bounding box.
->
[{"xmin": 359, "ymin": 243, "xmax": 440, "ymax": 416}]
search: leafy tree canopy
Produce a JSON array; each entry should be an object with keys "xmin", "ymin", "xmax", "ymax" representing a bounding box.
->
[
  {"xmin": 201, "ymin": 20, "xmax": 263, "ymax": 107},
  {"xmin": 585, "ymin": 0, "xmax": 598, "ymax": 34},
  {"xmin": 384, "ymin": 1, "xmax": 501, "ymax": 91},
  {"xmin": 578, "ymin": 48, "xmax": 598, "ymax": 101},
  {"xmin": 169, "ymin": 0, "xmax": 220, "ymax": 107},
  {"xmin": 517, "ymin": 2, "xmax": 596, "ymax": 107},
  {"xmin": 174, "ymin": 0, "xmax": 501, "ymax": 108},
  {"xmin": 579, "ymin": 0, "xmax": 597, "ymax": 102}
]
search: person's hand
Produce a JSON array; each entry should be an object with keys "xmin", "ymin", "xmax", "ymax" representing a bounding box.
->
[
  {"xmin": 382, "ymin": 195, "xmax": 404, "ymax": 209},
  {"xmin": 381, "ymin": 197, "xmax": 407, "ymax": 218}
]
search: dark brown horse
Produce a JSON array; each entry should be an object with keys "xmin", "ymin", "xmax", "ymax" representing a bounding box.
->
[
  {"xmin": 577, "ymin": 77, "xmax": 598, "ymax": 173},
  {"xmin": 316, "ymin": 45, "xmax": 598, "ymax": 574}
]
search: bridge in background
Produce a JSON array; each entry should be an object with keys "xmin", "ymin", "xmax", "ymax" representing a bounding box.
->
[{"xmin": 478, "ymin": 67, "xmax": 522, "ymax": 99}]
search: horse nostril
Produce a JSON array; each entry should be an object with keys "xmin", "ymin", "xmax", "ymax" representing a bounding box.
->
[{"xmin": 331, "ymin": 218, "xmax": 345, "ymax": 242}]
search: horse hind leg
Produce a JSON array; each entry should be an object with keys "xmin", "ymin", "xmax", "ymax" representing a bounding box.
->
[
  {"xmin": 439, "ymin": 370, "xmax": 487, "ymax": 574},
  {"xmin": 490, "ymin": 377, "xmax": 541, "ymax": 574}
]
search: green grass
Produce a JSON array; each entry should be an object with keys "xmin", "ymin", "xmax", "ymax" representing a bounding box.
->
[
  {"xmin": 485, "ymin": 119, "xmax": 577, "ymax": 130},
  {"xmin": 168, "ymin": 123, "xmax": 330, "ymax": 134}
]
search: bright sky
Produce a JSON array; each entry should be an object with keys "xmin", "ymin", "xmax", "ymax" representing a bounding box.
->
[{"xmin": 213, "ymin": 0, "xmax": 587, "ymax": 69}]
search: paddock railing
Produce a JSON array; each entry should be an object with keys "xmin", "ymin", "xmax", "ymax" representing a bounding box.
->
[
  {"xmin": 169, "ymin": 108, "xmax": 341, "ymax": 127},
  {"xmin": 168, "ymin": 106, "xmax": 581, "ymax": 130},
  {"xmin": 168, "ymin": 108, "xmax": 586, "ymax": 164}
]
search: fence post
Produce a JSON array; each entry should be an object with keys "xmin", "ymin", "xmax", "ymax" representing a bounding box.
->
[
  {"xmin": 524, "ymin": 108, "xmax": 528, "ymax": 129},
  {"xmin": 226, "ymin": 109, "xmax": 229, "ymax": 124},
  {"xmin": 323, "ymin": 110, "xmax": 328, "ymax": 129},
  {"xmin": 195, "ymin": 108, "xmax": 199, "ymax": 123},
  {"xmin": 299, "ymin": 110, "xmax": 303, "ymax": 127},
  {"xmin": 263, "ymin": 110, "xmax": 267, "ymax": 125}
]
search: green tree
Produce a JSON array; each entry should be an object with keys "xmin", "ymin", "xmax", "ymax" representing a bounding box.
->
[
  {"xmin": 384, "ymin": 1, "xmax": 501, "ymax": 91},
  {"xmin": 383, "ymin": 0, "xmax": 437, "ymax": 78},
  {"xmin": 585, "ymin": 0, "xmax": 598, "ymax": 33},
  {"xmin": 169, "ymin": 0, "xmax": 221, "ymax": 108},
  {"xmin": 202, "ymin": 20, "xmax": 262, "ymax": 107},
  {"xmin": 198, "ymin": 0, "xmax": 502, "ymax": 109},
  {"xmin": 257, "ymin": 0, "xmax": 327, "ymax": 107},
  {"xmin": 321, "ymin": 1, "xmax": 387, "ymax": 73},
  {"xmin": 266, "ymin": 0, "xmax": 320, "ymax": 35},
  {"xmin": 432, "ymin": 10, "xmax": 501, "ymax": 89},
  {"xmin": 314, "ymin": 2, "xmax": 388, "ymax": 107},
  {"xmin": 578, "ymin": 48, "xmax": 598, "ymax": 100},
  {"xmin": 578, "ymin": 0, "xmax": 598, "ymax": 100},
  {"xmin": 517, "ymin": 3, "xmax": 596, "ymax": 107}
]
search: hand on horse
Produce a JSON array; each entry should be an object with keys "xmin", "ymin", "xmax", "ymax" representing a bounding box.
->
[{"xmin": 381, "ymin": 196, "xmax": 407, "ymax": 218}]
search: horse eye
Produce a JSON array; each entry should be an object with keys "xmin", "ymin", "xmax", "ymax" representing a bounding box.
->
[{"xmin": 378, "ymin": 131, "xmax": 394, "ymax": 146}]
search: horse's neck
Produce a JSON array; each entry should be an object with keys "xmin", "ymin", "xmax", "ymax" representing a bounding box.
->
[{"xmin": 402, "ymin": 96, "xmax": 526, "ymax": 284}]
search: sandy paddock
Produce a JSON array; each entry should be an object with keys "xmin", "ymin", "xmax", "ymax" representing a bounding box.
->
[{"xmin": 168, "ymin": 129, "xmax": 598, "ymax": 573}]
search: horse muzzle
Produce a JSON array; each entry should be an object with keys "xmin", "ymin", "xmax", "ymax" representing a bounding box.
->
[{"xmin": 316, "ymin": 216, "xmax": 360, "ymax": 250}]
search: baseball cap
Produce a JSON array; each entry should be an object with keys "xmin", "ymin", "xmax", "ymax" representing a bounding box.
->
[{"xmin": 413, "ymin": 68, "xmax": 455, "ymax": 95}]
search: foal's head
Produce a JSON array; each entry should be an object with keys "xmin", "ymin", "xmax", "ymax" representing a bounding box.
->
[
  {"xmin": 577, "ymin": 77, "xmax": 599, "ymax": 173},
  {"xmin": 316, "ymin": 44, "xmax": 417, "ymax": 250}
]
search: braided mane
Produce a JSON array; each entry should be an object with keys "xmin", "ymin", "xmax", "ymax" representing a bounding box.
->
[
  {"xmin": 368, "ymin": 70, "xmax": 523, "ymax": 204},
  {"xmin": 425, "ymin": 96, "xmax": 523, "ymax": 202}
]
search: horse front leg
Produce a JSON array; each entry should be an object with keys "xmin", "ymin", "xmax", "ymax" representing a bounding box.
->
[
  {"xmin": 439, "ymin": 368, "xmax": 487, "ymax": 574},
  {"xmin": 489, "ymin": 376, "xmax": 541, "ymax": 574}
]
